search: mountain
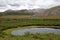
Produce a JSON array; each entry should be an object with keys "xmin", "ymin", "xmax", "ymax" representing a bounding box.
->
[
  {"xmin": 0, "ymin": 9, "xmax": 46, "ymax": 16},
  {"xmin": 0, "ymin": 6, "xmax": 60, "ymax": 17},
  {"xmin": 27, "ymin": 6, "xmax": 60, "ymax": 16},
  {"xmin": 0, "ymin": 9, "xmax": 34, "ymax": 16},
  {"xmin": 31, "ymin": 6, "xmax": 60, "ymax": 16},
  {"xmin": 44, "ymin": 6, "xmax": 60, "ymax": 16},
  {"xmin": 29, "ymin": 9, "xmax": 46, "ymax": 16}
]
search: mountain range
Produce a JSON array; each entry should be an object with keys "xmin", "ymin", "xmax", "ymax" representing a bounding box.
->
[{"xmin": 0, "ymin": 6, "xmax": 60, "ymax": 17}]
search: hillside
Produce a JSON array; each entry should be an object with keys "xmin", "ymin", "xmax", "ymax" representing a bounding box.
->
[
  {"xmin": 29, "ymin": 9, "xmax": 46, "ymax": 16},
  {"xmin": 0, "ymin": 9, "xmax": 34, "ymax": 16},
  {"xmin": 44, "ymin": 6, "xmax": 60, "ymax": 16},
  {"xmin": 0, "ymin": 6, "xmax": 60, "ymax": 19}
]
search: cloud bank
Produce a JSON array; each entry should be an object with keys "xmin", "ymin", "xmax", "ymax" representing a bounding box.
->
[{"xmin": 0, "ymin": 0, "xmax": 60, "ymax": 12}]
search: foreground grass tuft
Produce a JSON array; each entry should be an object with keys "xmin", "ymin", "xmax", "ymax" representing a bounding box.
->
[{"xmin": 0, "ymin": 32, "xmax": 60, "ymax": 40}]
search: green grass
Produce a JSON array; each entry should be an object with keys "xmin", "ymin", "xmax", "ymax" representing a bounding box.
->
[
  {"xmin": 0, "ymin": 18, "xmax": 60, "ymax": 32},
  {"xmin": 0, "ymin": 18, "xmax": 60, "ymax": 40},
  {"xmin": 0, "ymin": 18, "xmax": 60, "ymax": 34},
  {"xmin": 0, "ymin": 18, "xmax": 60, "ymax": 31},
  {"xmin": 0, "ymin": 32, "xmax": 60, "ymax": 40},
  {"xmin": 1, "ymin": 18, "xmax": 60, "ymax": 26},
  {"xmin": 3, "ymin": 26, "xmax": 60, "ymax": 35},
  {"xmin": 0, "ymin": 18, "xmax": 60, "ymax": 35}
]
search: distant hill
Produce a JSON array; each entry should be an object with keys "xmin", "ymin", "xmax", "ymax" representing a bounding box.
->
[
  {"xmin": 0, "ymin": 9, "xmax": 34, "ymax": 16},
  {"xmin": 30, "ymin": 9, "xmax": 46, "ymax": 16},
  {"xmin": 0, "ymin": 6, "xmax": 60, "ymax": 18},
  {"xmin": 44, "ymin": 6, "xmax": 60, "ymax": 16}
]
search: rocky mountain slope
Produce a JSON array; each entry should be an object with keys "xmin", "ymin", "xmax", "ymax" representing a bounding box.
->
[{"xmin": 44, "ymin": 6, "xmax": 60, "ymax": 16}]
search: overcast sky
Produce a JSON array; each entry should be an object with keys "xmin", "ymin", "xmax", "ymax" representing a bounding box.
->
[{"xmin": 0, "ymin": 0, "xmax": 60, "ymax": 12}]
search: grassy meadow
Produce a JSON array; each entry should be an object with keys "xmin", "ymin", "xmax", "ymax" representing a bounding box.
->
[
  {"xmin": 0, "ymin": 18, "xmax": 60, "ymax": 40},
  {"xmin": 0, "ymin": 18, "xmax": 60, "ymax": 30}
]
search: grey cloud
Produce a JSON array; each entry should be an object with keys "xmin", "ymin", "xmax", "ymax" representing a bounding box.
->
[
  {"xmin": 0, "ymin": 4, "xmax": 6, "ymax": 7},
  {"xmin": 0, "ymin": 0, "xmax": 60, "ymax": 12},
  {"xmin": 0, "ymin": 0, "xmax": 7, "ymax": 7},
  {"xmin": 8, "ymin": 4, "xmax": 20, "ymax": 7},
  {"xmin": 54, "ymin": 0, "xmax": 60, "ymax": 2}
]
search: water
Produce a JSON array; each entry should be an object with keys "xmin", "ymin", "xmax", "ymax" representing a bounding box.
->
[{"xmin": 11, "ymin": 28, "xmax": 60, "ymax": 35}]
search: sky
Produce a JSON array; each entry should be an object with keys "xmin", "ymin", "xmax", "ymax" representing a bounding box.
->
[{"xmin": 0, "ymin": 0, "xmax": 60, "ymax": 12}]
